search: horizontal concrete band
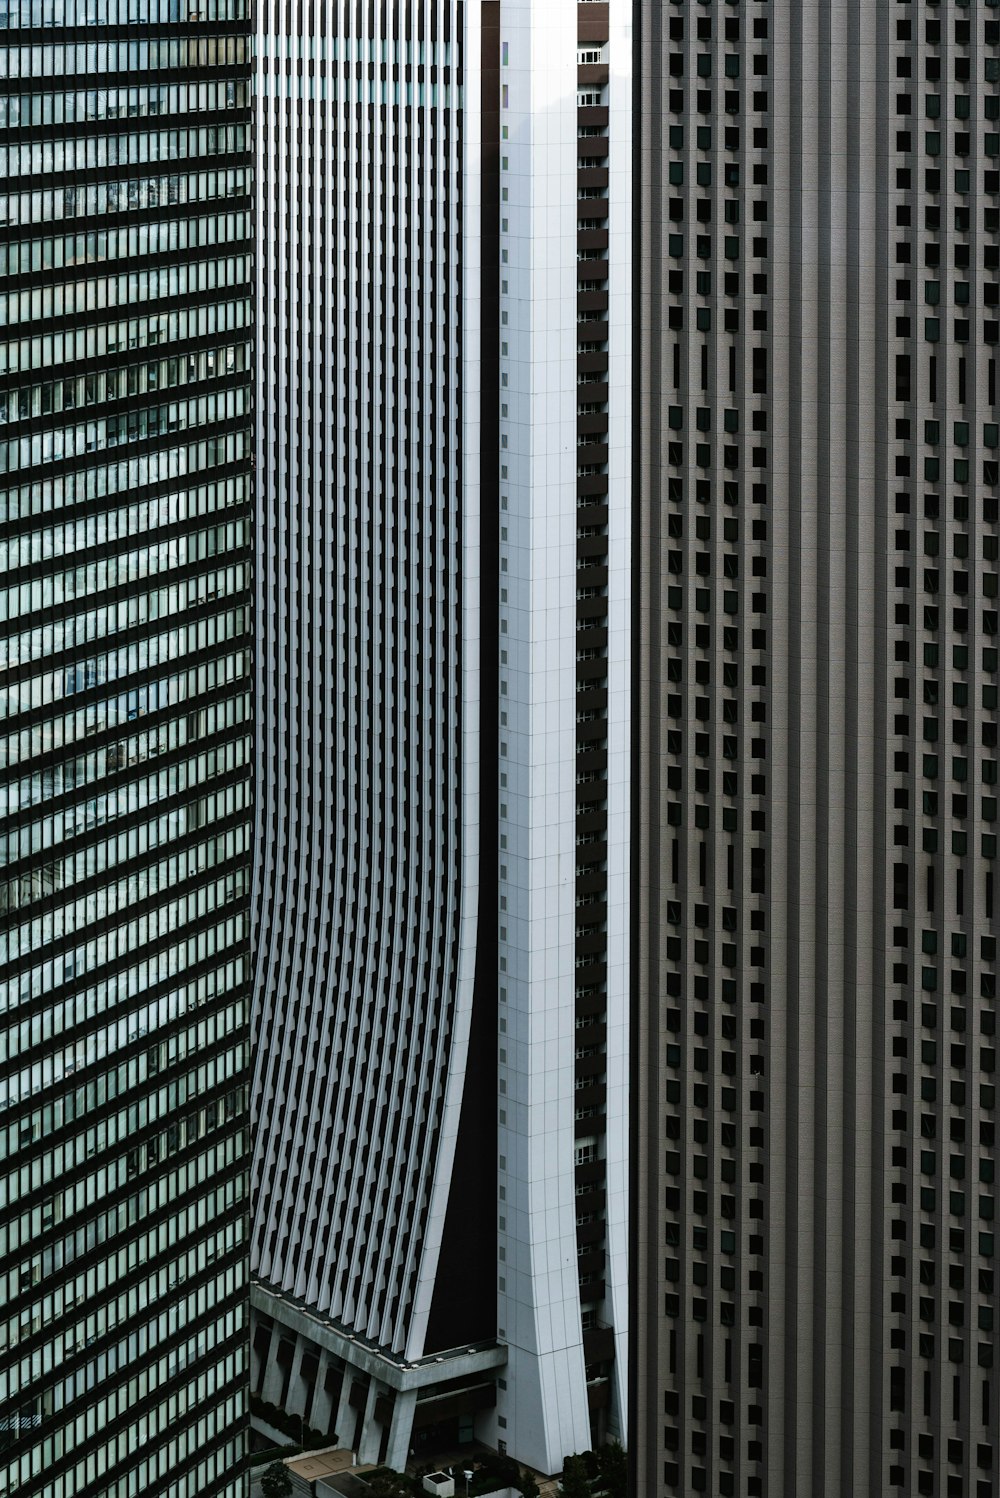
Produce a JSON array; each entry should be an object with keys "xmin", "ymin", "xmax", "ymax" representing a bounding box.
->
[{"xmin": 252, "ymin": 1282, "xmax": 507, "ymax": 1394}]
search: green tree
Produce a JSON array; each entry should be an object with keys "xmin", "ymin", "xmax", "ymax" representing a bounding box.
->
[
  {"xmin": 597, "ymin": 1442, "xmax": 627, "ymax": 1498},
  {"xmin": 560, "ymin": 1454, "xmax": 592, "ymax": 1498},
  {"xmin": 519, "ymin": 1473, "xmax": 541, "ymax": 1498},
  {"xmin": 259, "ymin": 1462, "xmax": 293, "ymax": 1498},
  {"xmin": 479, "ymin": 1451, "xmax": 521, "ymax": 1486},
  {"xmin": 365, "ymin": 1473, "xmax": 413, "ymax": 1498}
]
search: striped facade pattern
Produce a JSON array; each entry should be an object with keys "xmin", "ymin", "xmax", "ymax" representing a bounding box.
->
[
  {"xmin": 572, "ymin": 0, "xmax": 631, "ymax": 1451},
  {"xmin": 636, "ymin": 4, "xmax": 999, "ymax": 1497},
  {"xmin": 252, "ymin": 0, "xmax": 480, "ymax": 1375},
  {"xmin": 0, "ymin": 2, "xmax": 254, "ymax": 1494}
]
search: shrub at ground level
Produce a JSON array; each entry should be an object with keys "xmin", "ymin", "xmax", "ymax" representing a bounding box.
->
[
  {"xmin": 250, "ymin": 1392, "xmax": 333, "ymax": 1450},
  {"xmin": 559, "ymin": 1443, "xmax": 627, "ymax": 1498},
  {"xmin": 259, "ymin": 1462, "xmax": 293, "ymax": 1498}
]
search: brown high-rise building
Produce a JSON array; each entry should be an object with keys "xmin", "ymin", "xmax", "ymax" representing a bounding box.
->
[{"xmin": 634, "ymin": 4, "xmax": 999, "ymax": 1496}]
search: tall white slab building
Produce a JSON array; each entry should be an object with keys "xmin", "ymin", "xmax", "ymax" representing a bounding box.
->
[
  {"xmin": 491, "ymin": 0, "xmax": 631, "ymax": 1473},
  {"xmin": 252, "ymin": 0, "xmax": 630, "ymax": 1474}
]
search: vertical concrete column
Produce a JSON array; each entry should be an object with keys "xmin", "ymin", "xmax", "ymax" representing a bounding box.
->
[
  {"xmin": 356, "ymin": 1379, "xmax": 383, "ymax": 1465},
  {"xmin": 491, "ymin": 0, "xmax": 593, "ymax": 1474},
  {"xmin": 333, "ymin": 1368, "xmax": 357, "ymax": 1457},
  {"xmin": 250, "ymin": 1322, "xmax": 265, "ymax": 1394},
  {"xmin": 384, "ymin": 1389, "xmax": 418, "ymax": 1472},
  {"xmin": 284, "ymin": 1337, "xmax": 309, "ymax": 1423},
  {"xmin": 260, "ymin": 1326, "xmax": 288, "ymax": 1406},
  {"xmin": 308, "ymin": 1350, "xmax": 335, "ymax": 1435}
]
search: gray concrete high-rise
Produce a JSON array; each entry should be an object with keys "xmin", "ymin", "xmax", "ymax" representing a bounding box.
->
[
  {"xmin": 634, "ymin": 3, "xmax": 999, "ymax": 1496},
  {"xmin": 0, "ymin": 3, "xmax": 254, "ymax": 1494}
]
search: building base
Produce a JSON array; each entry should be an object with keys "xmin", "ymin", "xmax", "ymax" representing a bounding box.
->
[{"xmin": 250, "ymin": 1283, "xmax": 506, "ymax": 1471}]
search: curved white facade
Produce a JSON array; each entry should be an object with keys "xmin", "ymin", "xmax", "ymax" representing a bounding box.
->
[
  {"xmin": 251, "ymin": 0, "xmax": 630, "ymax": 1475},
  {"xmin": 252, "ymin": 0, "xmax": 479, "ymax": 1363}
]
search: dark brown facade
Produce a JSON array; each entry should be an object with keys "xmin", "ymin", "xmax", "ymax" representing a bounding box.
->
[
  {"xmin": 575, "ymin": 0, "xmax": 619, "ymax": 1449},
  {"xmin": 635, "ymin": 4, "xmax": 999, "ymax": 1497}
]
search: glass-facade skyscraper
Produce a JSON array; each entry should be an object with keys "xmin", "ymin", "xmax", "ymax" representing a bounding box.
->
[{"xmin": 0, "ymin": 3, "xmax": 253, "ymax": 1496}]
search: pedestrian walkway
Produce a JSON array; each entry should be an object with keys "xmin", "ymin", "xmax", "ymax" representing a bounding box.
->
[{"xmin": 286, "ymin": 1447, "xmax": 359, "ymax": 1483}]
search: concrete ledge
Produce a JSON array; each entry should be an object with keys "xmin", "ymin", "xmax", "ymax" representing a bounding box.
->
[
  {"xmin": 252, "ymin": 1283, "xmax": 507, "ymax": 1392},
  {"xmin": 251, "ymin": 1415, "xmax": 298, "ymax": 1453}
]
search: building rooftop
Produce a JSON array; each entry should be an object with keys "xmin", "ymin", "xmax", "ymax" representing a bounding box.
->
[{"xmin": 285, "ymin": 1448, "xmax": 361, "ymax": 1482}]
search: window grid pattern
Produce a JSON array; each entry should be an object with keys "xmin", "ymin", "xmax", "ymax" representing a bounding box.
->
[
  {"xmin": 572, "ymin": 1, "xmax": 618, "ymax": 1449},
  {"xmin": 636, "ymin": 4, "xmax": 999, "ymax": 1498},
  {"xmin": 0, "ymin": 0, "xmax": 253, "ymax": 1491}
]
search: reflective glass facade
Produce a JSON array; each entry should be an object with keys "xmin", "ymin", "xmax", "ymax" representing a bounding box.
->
[{"xmin": 0, "ymin": 2, "xmax": 252, "ymax": 1495}]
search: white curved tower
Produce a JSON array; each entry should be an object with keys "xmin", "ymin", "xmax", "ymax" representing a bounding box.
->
[
  {"xmin": 252, "ymin": 0, "xmax": 630, "ymax": 1475},
  {"xmin": 251, "ymin": 0, "xmax": 489, "ymax": 1468},
  {"xmin": 488, "ymin": 0, "xmax": 631, "ymax": 1471}
]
